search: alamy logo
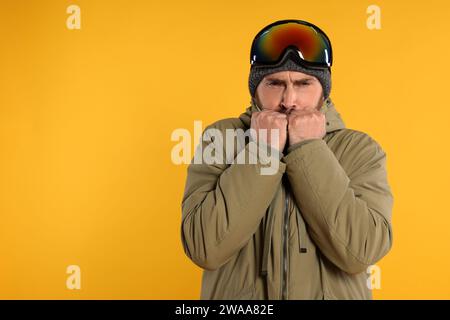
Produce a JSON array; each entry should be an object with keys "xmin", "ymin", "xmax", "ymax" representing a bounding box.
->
[
  {"xmin": 66, "ymin": 265, "xmax": 81, "ymax": 290},
  {"xmin": 171, "ymin": 121, "xmax": 281, "ymax": 175},
  {"xmin": 367, "ymin": 5, "xmax": 381, "ymax": 30},
  {"xmin": 367, "ymin": 265, "xmax": 382, "ymax": 290},
  {"xmin": 66, "ymin": 5, "xmax": 81, "ymax": 30}
]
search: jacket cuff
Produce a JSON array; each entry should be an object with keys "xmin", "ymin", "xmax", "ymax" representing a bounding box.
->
[
  {"xmin": 282, "ymin": 138, "xmax": 326, "ymax": 164},
  {"xmin": 285, "ymin": 138, "xmax": 320, "ymax": 154},
  {"xmin": 248, "ymin": 134, "xmax": 284, "ymax": 160},
  {"xmin": 242, "ymin": 140, "xmax": 286, "ymax": 176}
]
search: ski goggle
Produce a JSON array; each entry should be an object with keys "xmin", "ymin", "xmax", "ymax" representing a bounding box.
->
[{"xmin": 250, "ymin": 20, "xmax": 333, "ymax": 69}]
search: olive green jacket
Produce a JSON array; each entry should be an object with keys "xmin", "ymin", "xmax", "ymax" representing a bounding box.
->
[{"xmin": 181, "ymin": 98, "xmax": 393, "ymax": 299}]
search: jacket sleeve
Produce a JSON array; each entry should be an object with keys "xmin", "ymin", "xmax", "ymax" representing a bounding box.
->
[
  {"xmin": 181, "ymin": 124, "xmax": 286, "ymax": 270},
  {"xmin": 283, "ymin": 133, "xmax": 393, "ymax": 274}
]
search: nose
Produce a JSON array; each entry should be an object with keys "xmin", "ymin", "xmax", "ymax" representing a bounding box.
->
[{"xmin": 280, "ymin": 85, "xmax": 296, "ymax": 114}]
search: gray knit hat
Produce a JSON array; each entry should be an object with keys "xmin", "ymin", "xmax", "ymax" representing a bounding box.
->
[{"xmin": 248, "ymin": 48, "xmax": 331, "ymax": 99}]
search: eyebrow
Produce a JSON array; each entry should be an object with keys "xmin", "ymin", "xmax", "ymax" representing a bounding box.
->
[{"xmin": 265, "ymin": 77, "xmax": 315, "ymax": 84}]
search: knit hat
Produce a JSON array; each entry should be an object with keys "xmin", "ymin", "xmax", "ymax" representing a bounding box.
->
[{"xmin": 248, "ymin": 48, "xmax": 331, "ymax": 99}]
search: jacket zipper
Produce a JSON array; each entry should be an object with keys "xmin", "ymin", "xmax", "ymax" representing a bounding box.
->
[{"xmin": 281, "ymin": 183, "xmax": 289, "ymax": 300}]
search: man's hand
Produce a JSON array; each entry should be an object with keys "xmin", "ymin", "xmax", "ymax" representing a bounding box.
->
[
  {"xmin": 251, "ymin": 110, "xmax": 287, "ymax": 151},
  {"xmin": 287, "ymin": 110, "xmax": 326, "ymax": 146}
]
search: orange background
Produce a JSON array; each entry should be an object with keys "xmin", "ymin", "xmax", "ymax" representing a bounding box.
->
[{"xmin": 0, "ymin": 0, "xmax": 449, "ymax": 299}]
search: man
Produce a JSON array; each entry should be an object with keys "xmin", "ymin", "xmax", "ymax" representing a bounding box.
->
[{"xmin": 181, "ymin": 19, "xmax": 393, "ymax": 299}]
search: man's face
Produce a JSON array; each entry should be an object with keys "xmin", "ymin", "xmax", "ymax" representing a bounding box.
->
[{"xmin": 255, "ymin": 70, "xmax": 325, "ymax": 114}]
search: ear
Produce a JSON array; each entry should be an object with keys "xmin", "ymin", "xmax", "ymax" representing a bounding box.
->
[
  {"xmin": 320, "ymin": 92, "xmax": 325, "ymax": 104},
  {"xmin": 317, "ymin": 93, "xmax": 326, "ymax": 111},
  {"xmin": 252, "ymin": 97, "xmax": 262, "ymax": 111}
]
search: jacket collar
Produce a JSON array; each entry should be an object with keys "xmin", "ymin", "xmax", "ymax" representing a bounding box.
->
[{"xmin": 238, "ymin": 97, "xmax": 346, "ymax": 133}]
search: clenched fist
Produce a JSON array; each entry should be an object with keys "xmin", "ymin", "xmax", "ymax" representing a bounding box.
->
[
  {"xmin": 251, "ymin": 110, "xmax": 288, "ymax": 152},
  {"xmin": 287, "ymin": 110, "xmax": 326, "ymax": 146}
]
